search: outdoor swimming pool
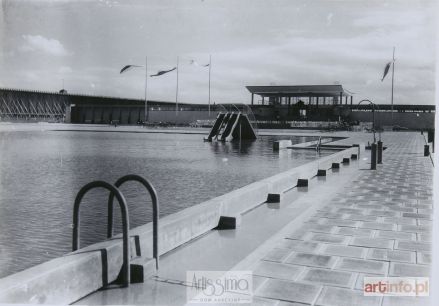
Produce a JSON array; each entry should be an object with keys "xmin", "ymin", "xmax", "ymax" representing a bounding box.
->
[{"xmin": 0, "ymin": 124, "xmax": 334, "ymax": 277}]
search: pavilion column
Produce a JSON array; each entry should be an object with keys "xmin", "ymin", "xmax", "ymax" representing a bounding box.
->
[
  {"xmin": 345, "ymin": 96, "xmax": 348, "ymax": 105},
  {"xmin": 316, "ymin": 97, "xmax": 319, "ymax": 108},
  {"xmin": 308, "ymin": 97, "xmax": 312, "ymax": 105},
  {"xmin": 251, "ymin": 93, "xmax": 254, "ymax": 105},
  {"xmin": 339, "ymin": 92, "xmax": 343, "ymax": 105},
  {"xmin": 262, "ymin": 96, "xmax": 265, "ymax": 105},
  {"xmin": 350, "ymin": 96, "xmax": 353, "ymax": 105},
  {"xmin": 323, "ymin": 97, "xmax": 326, "ymax": 105}
]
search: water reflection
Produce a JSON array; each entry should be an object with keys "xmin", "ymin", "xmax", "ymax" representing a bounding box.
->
[{"xmin": 211, "ymin": 140, "xmax": 255, "ymax": 155}]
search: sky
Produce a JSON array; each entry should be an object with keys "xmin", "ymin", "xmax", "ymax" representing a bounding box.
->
[{"xmin": 0, "ymin": 0, "xmax": 437, "ymax": 105}]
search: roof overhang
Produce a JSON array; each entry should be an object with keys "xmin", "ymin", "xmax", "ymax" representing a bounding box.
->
[{"xmin": 246, "ymin": 85, "xmax": 350, "ymax": 97}]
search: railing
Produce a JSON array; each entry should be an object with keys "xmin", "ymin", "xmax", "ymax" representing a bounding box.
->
[
  {"xmin": 72, "ymin": 175, "xmax": 159, "ymax": 288},
  {"xmin": 218, "ymin": 103, "xmax": 259, "ymax": 136},
  {"xmin": 72, "ymin": 181, "xmax": 130, "ymax": 287},
  {"xmin": 107, "ymin": 174, "xmax": 160, "ymax": 269}
]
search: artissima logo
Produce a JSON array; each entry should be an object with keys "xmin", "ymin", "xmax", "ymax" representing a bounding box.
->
[{"xmin": 187, "ymin": 271, "xmax": 253, "ymax": 303}]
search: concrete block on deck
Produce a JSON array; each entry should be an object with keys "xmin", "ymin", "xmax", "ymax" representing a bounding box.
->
[
  {"xmin": 130, "ymin": 257, "xmax": 156, "ymax": 283},
  {"xmin": 297, "ymin": 179, "xmax": 308, "ymax": 187},
  {"xmin": 216, "ymin": 215, "xmax": 242, "ymax": 229},
  {"xmin": 317, "ymin": 169, "xmax": 326, "ymax": 177},
  {"xmin": 267, "ymin": 193, "xmax": 283, "ymax": 203}
]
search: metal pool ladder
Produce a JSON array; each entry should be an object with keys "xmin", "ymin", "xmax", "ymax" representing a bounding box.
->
[{"xmin": 72, "ymin": 175, "xmax": 159, "ymax": 288}]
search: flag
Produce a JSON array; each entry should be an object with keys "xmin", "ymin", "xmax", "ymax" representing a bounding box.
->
[
  {"xmin": 190, "ymin": 59, "xmax": 209, "ymax": 67},
  {"xmin": 120, "ymin": 65, "xmax": 142, "ymax": 74},
  {"xmin": 150, "ymin": 67, "xmax": 176, "ymax": 77},
  {"xmin": 189, "ymin": 59, "xmax": 199, "ymax": 66},
  {"xmin": 381, "ymin": 62, "xmax": 392, "ymax": 81}
]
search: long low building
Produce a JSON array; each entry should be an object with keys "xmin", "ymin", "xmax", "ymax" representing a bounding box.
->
[{"xmin": 0, "ymin": 87, "xmax": 435, "ymax": 129}]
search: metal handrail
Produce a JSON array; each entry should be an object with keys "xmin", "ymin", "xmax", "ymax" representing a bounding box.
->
[
  {"xmin": 107, "ymin": 174, "xmax": 160, "ymax": 270},
  {"xmin": 72, "ymin": 180, "xmax": 130, "ymax": 287},
  {"xmin": 357, "ymin": 99, "xmax": 381, "ymax": 143},
  {"xmin": 316, "ymin": 136, "xmax": 322, "ymax": 152}
]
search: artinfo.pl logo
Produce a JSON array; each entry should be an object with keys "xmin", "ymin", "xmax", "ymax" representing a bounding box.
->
[{"xmin": 364, "ymin": 277, "xmax": 429, "ymax": 296}]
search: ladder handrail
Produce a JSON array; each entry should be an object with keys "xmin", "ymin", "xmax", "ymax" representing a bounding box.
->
[
  {"xmin": 107, "ymin": 174, "xmax": 160, "ymax": 270},
  {"xmin": 224, "ymin": 112, "xmax": 241, "ymax": 142},
  {"xmin": 215, "ymin": 112, "xmax": 230, "ymax": 140},
  {"xmin": 72, "ymin": 180, "xmax": 130, "ymax": 287}
]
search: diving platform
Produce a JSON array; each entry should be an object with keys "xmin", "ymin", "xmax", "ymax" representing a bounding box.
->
[{"xmin": 205, "ymin": 112, "xmax": 257, "ymax": 142}]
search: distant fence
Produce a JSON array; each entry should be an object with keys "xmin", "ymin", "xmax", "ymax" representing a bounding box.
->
[{"xmin": 349, "ymin": 111, "xmax": 434, "ymax": 130}]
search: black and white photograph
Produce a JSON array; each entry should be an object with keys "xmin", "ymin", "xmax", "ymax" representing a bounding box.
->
[{"xmin": 0, "ymin": 0, "xmax": 437, "ymax": 305}]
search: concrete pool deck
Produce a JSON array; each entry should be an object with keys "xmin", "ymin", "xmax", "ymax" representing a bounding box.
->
[{"xmin": 69, "ymin": 131, "xmax": 433, "ymax": 305}]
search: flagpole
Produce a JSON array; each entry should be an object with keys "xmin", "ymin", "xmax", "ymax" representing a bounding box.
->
[
  {"xmin": 145, "ymin": 56, "xmax": 148, "ymax": 123},
  {"xmin": 208, "ymin": 54, "xmax": 211, "ymax": 117},
  {"xmin": 391, "ymin": 46, "xmax": 395, "ymax": 126},
  {"xmin": 176, "ymin": 56, "xmax": 179, "ymax": 116}
]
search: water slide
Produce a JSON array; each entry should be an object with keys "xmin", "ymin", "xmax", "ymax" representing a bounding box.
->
[{"xmin": 206, "ymin": 112, "xmax": 257, "ymax": 141}]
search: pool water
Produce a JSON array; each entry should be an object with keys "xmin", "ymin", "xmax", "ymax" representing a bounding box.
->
[{"xmin": 0, "ymin": 125, "xmax": 332, "ymax": 278}]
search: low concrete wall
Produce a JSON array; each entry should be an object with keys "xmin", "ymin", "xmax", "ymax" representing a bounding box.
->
[
  {"xmin": 0, "ymin": 145, "xmax": 362, "ymax": 304},
  {"xmin": 148, "ymin": 110, "xmax": 213, "ymax": 124},
  {"xmin": 74, "ymin": 107, "xmax": 214, "ymax": 124},
  {"xmin": 349, "ymin": 111, "xmax": 434, "ymax": 130}
]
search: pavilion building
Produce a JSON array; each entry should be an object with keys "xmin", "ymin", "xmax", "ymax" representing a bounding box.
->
[{"xmin": 246, "ymin": 85, "xmax": 353, "ymax": 106}]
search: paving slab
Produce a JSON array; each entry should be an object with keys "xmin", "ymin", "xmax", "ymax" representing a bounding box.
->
[
  {"xmin": 320, "ymin": 244, "xmax": 366, "ymax": 258},
  {"xmin": 349, "ymin": 237, "xmax": 394, "ymax": 249},
  {"xmin": 395, "ymin": 240, "xmax": 431, "ymax": 252},
  {"xmin": 262, "ymin": 248, "xmax": 293, "ymax": 262},
  {"xmin": 315, "ymin": 286, "xmax": 381, "ymax": 306},
  {"xmin": 334, "ymin": 227, "xmax": 373, "ymax": 237},
  {"xmin": 300, "ymin": 268, "xmax": 356, "ymax": 288},
  {"xmin": 254, "ymin": 261, "xmax": 304, "ymax": 280},
  {"xmin": 285, "ymin": 252, "xmax": 337, "ymax": 269},
  {"xmin": 366, "ymin": 248, "xmax": 416, "ymax": 263},
  {"xmin": 389, "ymin": 262, "xmax": 431, "ymax": 277},
  {"xmin": 382, "ymin": 296, "xmax": 431, "ymax": 306},
  {"xmin": 305, "ymin": 233, "xmax": 350, "ymax": 244},
  {"xmin": 376, "ymin": 230, "xmax": 416, "ymax": 241},
  {"xmin": 256, "ymin": 279, "xmax": 321, "ymax": 304},
  {"xmin": 335, "ymin": 258, "xmax": 389, "ymax": 275}
]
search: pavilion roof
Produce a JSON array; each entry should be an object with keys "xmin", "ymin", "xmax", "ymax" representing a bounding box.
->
[{"xmin": 245, "ymin": 85, "xmax": 350, "ymax": 97}]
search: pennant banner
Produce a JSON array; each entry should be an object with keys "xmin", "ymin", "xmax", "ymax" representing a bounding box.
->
[
  {"xmin": 120, "ymin": 65, "xmax": 142, "ymax": 74},
  {"xmin": 150, "ymin": 67, "xmax": 177, "ymax": 77},
  {"xmin": 381, "ymin": 62, "xmax": 392, "ymax": 81},
  {"xmin": 190, "ymin": 59, "xmax": 209, "ymax": 67}
]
